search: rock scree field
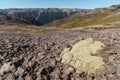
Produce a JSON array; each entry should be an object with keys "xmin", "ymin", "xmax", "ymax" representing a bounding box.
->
[{"xmin": 0, "ymin": 27, "xmax": 120, "ymax": 80}]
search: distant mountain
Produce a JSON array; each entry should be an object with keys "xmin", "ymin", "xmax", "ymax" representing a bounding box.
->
[
  {"xmin": 46, "ymin": 5, "xmax": 120, "ymax": 28},
  {"xmin": 0, "ymin": 11, "xmax": 39, "ymax": 25},
  {"xmin": 0, "ymin": 8, "xmax": 89, "ymax": 25},
  {"xmin": 0, "ymin": 5, "xmax": 119, "ymax": 28},
  {"xmin": 0, "ymin": 12, "xmax": 8, "ymax": 24}
]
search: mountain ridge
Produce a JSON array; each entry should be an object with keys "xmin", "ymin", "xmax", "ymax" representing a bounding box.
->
[
  {"xmin": 0, "ymin": 8, "xmax": 89, "ymax": 25},
  {"xmin": 0, "ymin": 4, "xmax": 120, "ymax": 28}
]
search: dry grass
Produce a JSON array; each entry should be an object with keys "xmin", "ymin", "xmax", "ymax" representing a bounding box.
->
[
  {"xmin": 0, "ymin": 24, "xmax": 43, "ymax": 34},
  {"xmin": 92, "ymin": 26, "xmax": 120, "ymax": 30},
  {"xmin": 46, "ymin": 11, "xmax": 120, "ymax": 29},
  {"xmin": 31, "ymin": 29, "xmax": 42, "ymax": 34}
]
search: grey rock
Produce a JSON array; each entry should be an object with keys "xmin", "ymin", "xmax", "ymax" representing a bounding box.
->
[
  {"xmin": 50, "ymin": 59, "xmax": 56, "ymax": 66},
  {"xmin": 4, "ymin": 74, "xmax": 15, "ymax": 80},
  {"xmin": 36, "ymin": 75, "xmax": 42, "ymax": 80},
  {"xmin": 14, "ymin": 67, "xmax": 24, "ymax": 76},
  {"xmin": 104, "ymin": 65, "xmax": 117, "ymax": 74}
]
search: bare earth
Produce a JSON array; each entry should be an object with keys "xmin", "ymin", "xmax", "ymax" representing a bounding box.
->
[{"xmin": 0, "ymin": 27, "xmax": 120, "ymax": 80}]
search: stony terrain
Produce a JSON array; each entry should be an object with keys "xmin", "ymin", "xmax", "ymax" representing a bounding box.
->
[{"xmin": 0, "ymin": 27, "xmax": 120, "ymax": 80}]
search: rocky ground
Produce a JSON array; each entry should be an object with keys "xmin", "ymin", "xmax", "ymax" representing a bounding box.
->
[{"xmin": 0, "ymin": 28, "xmax": 120, "ymax": 80}]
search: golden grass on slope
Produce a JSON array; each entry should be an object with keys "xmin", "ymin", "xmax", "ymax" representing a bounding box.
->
[
  {"xmin": 16, "ymin": 28, "xmax": 42, "ymax": 34},
  {"xmin": 46, "ymin": 12, "xmax": 120, "ymax": 29},
  {"xmin": 62, "ymin": 12, "xmax": 112, "ymax": 28},
  {"xmin": 31, "ymin": 29, "xmax": 42, "ymax": 34},
  {"xmin": 92, "ymin": 26, "xmax": 120, "ymax": 30},
  {"xmin": 16, "ymin": 28, "xmax": 29, "ymax": 33},
  {"xmin": 0, "ymin": 24, "xmax": 43, "ymax": 34}
]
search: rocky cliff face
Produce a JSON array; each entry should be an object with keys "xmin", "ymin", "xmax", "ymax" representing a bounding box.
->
[{"xmin": 0, "ymin": 8, "xmax": 88, "ymax": 25}]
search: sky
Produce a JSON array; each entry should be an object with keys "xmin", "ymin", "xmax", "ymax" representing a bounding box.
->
[{"xmin": 0, "ymin": 0, "xmax": 120, "ymax": 9}]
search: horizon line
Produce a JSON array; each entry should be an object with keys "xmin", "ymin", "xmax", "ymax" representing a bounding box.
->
[{"xmin": 0, "ymin": 4, "xmax": 116, "ymax": 10}]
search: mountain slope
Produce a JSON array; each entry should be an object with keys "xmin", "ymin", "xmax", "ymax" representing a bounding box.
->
[
  {"xmin": 0, "ymin": 8, "xmax": 88, "ymax": 25},
  {"xmin": 46, "ymin": 5, "xmax": 120, "ymax": 29},
  {"xmin": 0, "ymin": 12, "xmax": 40, "ymax": 25},
  {"xmin": 0, "ymin": 12, "xmax": 9, "ymax": 24}
]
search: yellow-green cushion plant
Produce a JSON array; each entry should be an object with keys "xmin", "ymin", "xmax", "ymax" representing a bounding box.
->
[{"xmin": 61, "ymin": 38, "xmax": 105, "ymax": 74}]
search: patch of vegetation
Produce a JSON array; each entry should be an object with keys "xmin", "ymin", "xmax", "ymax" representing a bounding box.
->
[
  {"xmin": 61, "ymin": 38, "xmax": 105, "ymax": 74},
  {"xmin": 16, "ymin": 29, "xmax": 29, "ymax": 33},
  {"xmin": 15, "ymin": 27, "xmax": 42, "ymax": 34},
  {"xmin": 32, "ymin": 29, "xmax": 42, "ymax": 34},
  {"xmin": 92, "ymin": 26, "xmax": 120, "ymax": 30}
]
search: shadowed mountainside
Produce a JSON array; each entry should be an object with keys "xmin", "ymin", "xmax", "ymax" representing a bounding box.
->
[{"xmin": 0, "ymin": 8, "xmax": 89, "ymax": 25}]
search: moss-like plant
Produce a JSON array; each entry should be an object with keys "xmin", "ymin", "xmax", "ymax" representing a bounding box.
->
[{"xmin": 61, "ymin": 38, "xmax": 105, "ymax": 74}]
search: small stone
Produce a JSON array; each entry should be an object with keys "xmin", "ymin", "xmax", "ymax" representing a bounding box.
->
[
  {"xmin": 44, "ymin": 44, "xmax": 48, "ymax": 50},
  {"xmin": 7, "ymin": 44, "xmax": 12, "ymax": 48},
  {"xmin": 51, "ymin": 69, "xmax": 61, "ymax": 80},
  {"xmin": 104, "ymin": 65, "xmax": 116, "ymax": 74},
  {"xmin": 14, "ymin": 67, "xmax": 24, "ymax": 76},
  {"xmin": 0, "ymin": 63, "xmax": 14, "ymax": 75},
  {"xmin": 28, "ymin": 61, "xmax": 33, "ymax": 67},
  {"xmin": 50, "ymin": 59, "xmax": 56, "ymax": 66},
  {"xmin": 25, "ymin": 75, "xmax": 33, "ymax": 80},
  {"xmin": 56, "ymin": 57, "xmax": 61, "ymax": 62},
  {"xmin": 36, "ymin": 75, "xmax": 42, "ymax": 80},
  {"xmin": 50, "ymin": 42, "xmax": 55, "ymax": 46},
  {"xmin": 65, "ymin": 66, "xmax": 74, "ymax": 75},
  {"xmin": 18, "ymin": 76, "xmax": 24, "ymax": 80},
  {"xmin": 38, "ymin": 53, "xmax": 45, "ymax": 59},
  {"xmin": 4, "ymin": 74, "xmax": 14, "ymax": 80},
  {"xmin": 71, "ymin": 77, "xmax": 75, "ymax": 80},
  {"xmin": 107, "ymin": 74, "xmax": 117, "ymax": 80},
  {"xmin": 76, "ymin": 69, "xmax": 84, "ymax": 75},
  {"xmin": 61, "ymin": 74, "xmax": 68, "ymax": 80},
  {"xmin": 5, "ymin": 39, "xmax": 9, "ymax": 43}
]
